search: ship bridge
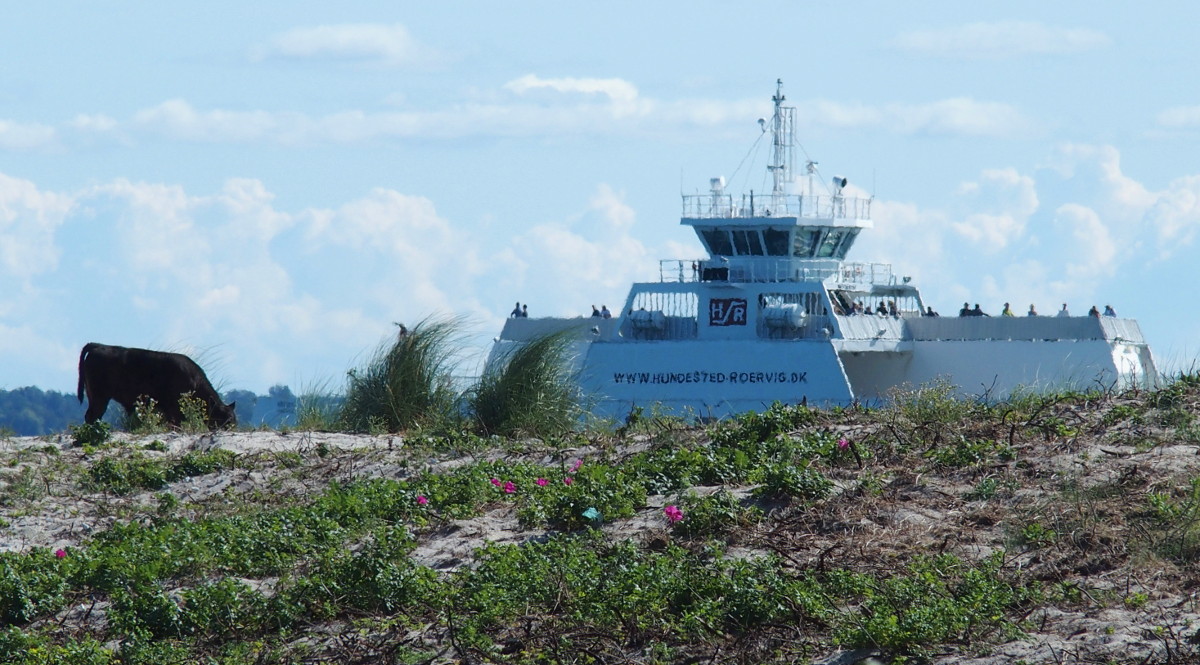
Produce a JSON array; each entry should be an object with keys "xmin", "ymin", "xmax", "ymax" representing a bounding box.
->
[{"xmin": 678, "ymin": 78, "xmax": 877, "ymax": 287}]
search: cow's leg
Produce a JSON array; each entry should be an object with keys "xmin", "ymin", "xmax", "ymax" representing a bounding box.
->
[{"xmin": 84, "ymin": 395, "xmax": 109, "ymax": 424}]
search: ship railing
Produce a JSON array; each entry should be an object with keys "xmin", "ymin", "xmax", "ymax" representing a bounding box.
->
[
  {"xmin": 682, "ymin": 193, "xmax": 872, "ymax": 220},
  {"xmin": 658, "ymin": 259, "xmax": 894, "ymax": 285},
  {"xmin": 905, "ymin": 316, "xmax": 1147, "ymax": 343}
]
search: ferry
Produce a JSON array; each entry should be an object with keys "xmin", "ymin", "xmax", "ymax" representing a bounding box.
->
[{"xmin": 487, "ymin": 80, "xmax": 1159, "ymax": 421}]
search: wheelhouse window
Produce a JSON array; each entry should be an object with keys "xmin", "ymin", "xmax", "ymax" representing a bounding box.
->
[
  {"xmin": 763, "ymin": 228, "xmax": 789, "ymax": 256},
  {"xmin": 700, "ymin": 229, "xmax": 733, "ymax": 256},
  {"xmin": 732, "ymin": 230, "xmax": 764, "ymax": 256},
  {"xmin": 817, "ymin": 230, "xmax": 847, "ymax": 258},
  {"xmin": 793, "ymin": 229, "xmax": 819, "ymax": 257}
]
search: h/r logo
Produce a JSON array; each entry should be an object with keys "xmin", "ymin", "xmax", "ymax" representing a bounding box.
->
[{"xmin": 709, "ymin": 298, "xmax": 747, "ymax": 326}]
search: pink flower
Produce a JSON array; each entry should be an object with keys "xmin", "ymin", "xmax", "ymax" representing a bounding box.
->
[
  {"xmin": 490, "ymin": 478, "xmax": 502, "ymax": 487},
  {"xmin": 837, "ymin": 437, "xmax": 850, "ymax": 450},
  {"xmin": 503, "ymin": 481, "xmax": 516, "ymax": 494},
  {"xmin": 54, "ymin": 548, "xmax": 67, "ymax": 558},
  {"xmin": 663, "ymin": 505, "xmax": 684, "ymax": 523},
  {"xmin": 570, "ymin": 458, "xmax": 583, "ymax": 473},
  {"xmin": 536, "ymin": 478, "xmax": 548, "ymax": 487},
  {"xmin": 416, "ymin": 495, "xmax": 428, "ymax": 506},
  {"xmin": 563, "ymin": 477, "xmax": 573, "ymax": 486}
]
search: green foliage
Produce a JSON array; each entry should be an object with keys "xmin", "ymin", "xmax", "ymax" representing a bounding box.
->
[
  {"xmin": 670, "ymin": 489, "xmax": 762, "ymax": 539},
  {"xmin": 339, "ymin": 317, "xmax": 465, "ymax": 433},
  {"xmin": 126, "ymin": 397, "xmax": 168, "ymax": 434},
  {"xmin": 888, "ymin": 379, "xmax": 981, "ymax": 447},
  {"xmin": 711, "ymin": 401, "xmax": 818, "ymax": 447},
  {"xmin": 88, "ymin": 455, "xmax": 168, "ymax": 494},
  {"xmin": 1144, "ymin": 476, "xmax": 1200, "ymax": 562},
  {"xmin": 0, "ymin": 627, "xmax": 114, "ymax": 665},
  {"xmin": 924, "ymin": 437, "xmax": 1014, "ymax": 469},
  {"xmin": 294, "ymin": 382, "xmax": 342, "ymax": 431},
  {"xmin": 86, "ymin": 449, "xmax": 239, "ymax": 495},
  {"xmin": 467, "ymin": 330, "xmax": 580, "ymax": 437},
  {"xmin": 751, "ymin": 459, "xmax": 832, "ymax": 502},
  {"xmin": 829, "ymin": 554, "xmax": 1031, "ymax": 657},
  {"xmin": 70, "ymin": 421, "xmax": 112, "ymax": 447},
  {"xmin": 0, "ymin": 550, "xmax": 71, "ymax": 624},
  {"xmin": 516, "ymin": 461, "xmax": 647, "ymax": 530},
  {"xmin": 177, "ymin": 393, "xmax": 210, "ymax": 433},
  {"xmin": 1017, "ymin": 521, "xmax": 1058, "ymax": 549}
]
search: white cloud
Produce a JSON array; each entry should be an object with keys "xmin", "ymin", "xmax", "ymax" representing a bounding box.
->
[
  {"xmin": 886, "ymin": 98, "xmax": 1034, "ymax": 137},
  {"xmin": 133, "ymin": 99, "xmax": 285, "ymax": 143},
  {"xmin": 255, "ymin": 23, "xmax": 434, "ymax": 66},
  {"xmin": 0, "ymin": 174, "xmax": 74, "ymax": 280},
  {"xmin": 0, "ymin": 119, "xmax": 56, "ymax": 150},
  {"xmin": 1053, "ymin": 203, "xmax": 1117, "ymax": 280},
  {"xmin": 504, "ymin": 75, "xmax": 640, "ymax": 105},
  {"xmin": 68, "ymin": 114, "xmax": 118, "ymax": 133},
  {"xmin": 1144, "ymin": 174, "xmax": 1200, "ymax": 257},
  {"xmin": 792, "ymin": 98, "xmax": 1034, "ymax": 138},
  {"xmin": 893, "ymin": 21, "xmax": 1110, "ymax": 58},
  {"xmin": 504, "ymin": 184, "xmax": 649, "ymax": 316},
  {"xmin": 1157, "ymin": 105, "xmax": 1200, "ymax": 129},
  {"xmin": 950, "ymin": 168, "xmax": 1039, "ymax": 249}
]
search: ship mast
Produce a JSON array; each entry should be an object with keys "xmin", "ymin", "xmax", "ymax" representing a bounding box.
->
[{"xmin": 767, "ymin": 79, "xmax": 795, "ymax": 212}]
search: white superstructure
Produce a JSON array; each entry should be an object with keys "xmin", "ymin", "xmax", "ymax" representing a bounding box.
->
[{"xmin": 488, "ymin": 80, "xmax": 1159, "ymax": 421}]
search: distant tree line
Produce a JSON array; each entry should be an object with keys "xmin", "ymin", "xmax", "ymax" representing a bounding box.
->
[{"xmin": 0, "ymin": 385, "xmax": 309, "ymax": 436}]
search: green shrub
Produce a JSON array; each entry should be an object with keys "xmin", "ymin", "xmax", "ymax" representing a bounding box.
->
[
  {"xmin": 751, "ymin": 459, "xmax": 832, "ymax": 502},
  {"xmin": 467, "ymin": 330, "xmax": 580, "ymax": 437},
  {"xmin": 177, "ymin": 393, "xmax": 211, "ymax": 433},
  {"xmin": 126, "ymin": 397, "xmax": 168, "ymax": 434},
  {"xmin": 339, "ymin": 317, "xmax": 465, "ymax": 433},
  {"xmin": 670, "ymin": 489, "xmax": 762, "ymax": 539},
  {"xmin": 0, "ymin": 550, "xmax": 71, "ymax": 625},
  {"xmin": 830, "ymin": 553, "xmax": 1031, "ymax": 657},
  {"xmin": 70, "ymin": 421, "xmax": 112, "ymax": 447}
]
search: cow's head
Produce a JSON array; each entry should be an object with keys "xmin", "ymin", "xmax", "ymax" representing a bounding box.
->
[{"xmin": 209, "ymin": 401, "xmax": 238, "ymax": 430}]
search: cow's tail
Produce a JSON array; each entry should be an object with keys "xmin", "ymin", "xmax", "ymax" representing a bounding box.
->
[{"xmin": 78, "ymin": 343, "xmax": 100, "ymax": 403}]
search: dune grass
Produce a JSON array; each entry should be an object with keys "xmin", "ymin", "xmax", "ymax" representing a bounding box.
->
[
  {"xmin": 338, "ymin": 316, "xmax": 467, "ymax": 433},
  {"xmin": 467, "ymin": 329, "xmax": 580, "ymax": 437}
]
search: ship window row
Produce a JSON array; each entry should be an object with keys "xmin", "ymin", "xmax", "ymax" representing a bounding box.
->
[{"xmin": 700, "ymin": 227, "xmax": 859, "ymax": 259}]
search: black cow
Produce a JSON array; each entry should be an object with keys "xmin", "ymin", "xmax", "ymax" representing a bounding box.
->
[{"xmin": 77, "ymin": 343, "xmax": 237, "ymax": 429}]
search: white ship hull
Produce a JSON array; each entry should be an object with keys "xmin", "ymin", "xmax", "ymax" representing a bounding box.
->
[{"xmin": 490, "ymin": 313, "xmax": 1158, "ymax": 422}]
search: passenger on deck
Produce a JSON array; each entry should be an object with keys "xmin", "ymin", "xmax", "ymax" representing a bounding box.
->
[
  {"xmin": 591, "ymin": 305, "xmax": 601, "ymax": 317},
  {"xmin": 511, "ymin": 302, "xmax": 522, "ymax": 318},
  {"xmin": 521, "ymin": 304, "xmax": 529, "ymax": 318},
  {"xmin": 959, "ymin": 302, "xmax": 971, "ymax": 317},
  {"xmin": 971, "ymin": 304, "xmax": 989, "ymax": 317},
  {"xmin": 855, "ymin": 301, "xmax": 865, "ymax": 315},
  {"xmin": 888, "ymin": 300, "xmax": 899, "ymax": 318},
  {"xmin": 875, "ymin": 303, "xmax": 888, "ymax": 316},
  {"xmin": 1028, "ymin": 304, "xmax": 1038, "ymax": 316},
  {"xmin": 1103, "ymin": 305, "xmax": 1117, "ymax": 317},
  {"xmin": 1088, "ymin": 305, "xmax": 1101, "ymax": 317},
  {"xmin": 1056, "ymin": 303, "xmax": 1070, "ymax": 317},
  {"xmin": 1002, "ymin": 303, "xmax": 1014, "ymax": 317},
  {"xmin": 924, "ymin": 306, "xmax": 939, "ymax": 317},
  {"xmin": 601, "ymin": 305, "xmax": 612, "ymax": 319}
]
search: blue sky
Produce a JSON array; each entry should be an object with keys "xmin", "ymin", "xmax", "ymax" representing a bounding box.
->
[{"xmin": 3, "ymin": 2, "xmax": 1200, "ymax": 394}]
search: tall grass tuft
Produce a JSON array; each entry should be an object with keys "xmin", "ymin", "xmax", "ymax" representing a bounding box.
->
[
  {"xmin": 295, "ymin": 378, "xmax": 343, "ymax": 431},
  {"xmin": 468, "ymin": 330, "xmax": 580, "ymax": 437},
  {"xmin": 339, "ymin": 317, "xmax": 466, "ymax": 433}
]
